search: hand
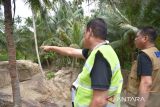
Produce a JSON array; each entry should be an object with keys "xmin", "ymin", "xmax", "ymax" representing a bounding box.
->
[{"xmin": 40, "ymin": 46, "xmax": 51, "ymax": 52}]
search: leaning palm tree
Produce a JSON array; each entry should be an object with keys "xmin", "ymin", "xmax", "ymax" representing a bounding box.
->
[
  {"xmin": 31, "ymin": 9, "xmax": 45, "ymax": 77},
  {"xmin": 24, "ymin": 0, "xmax": 52, "ymax": 78},
  {"xmin": 2, "ymin": 0, "xmax": 21, "ymax": 106}
]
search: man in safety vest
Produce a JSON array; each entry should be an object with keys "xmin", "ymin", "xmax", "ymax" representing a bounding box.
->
[
  {"xmin": 126, "ymin": 27, "xmax": 160, "ymax": 107},
  {"xmin": 41, "ymin": 18, "xmax": 123, "ymax": 107}
]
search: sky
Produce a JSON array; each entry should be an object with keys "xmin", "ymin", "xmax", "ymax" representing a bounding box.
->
[
  {"xmin": 0, "ymin": 0, "xmax": 32, "ymax": 18},
  {"xmin": 15, "ymin": 0, "xmax": 32, "ymax": 18},
  {"xmin": 14, "ymin": 0, "xmax": 97, "ymax": 18}
]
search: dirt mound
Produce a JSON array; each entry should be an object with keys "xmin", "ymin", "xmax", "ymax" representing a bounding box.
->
[
  {"xmin": 0, "ymin": 60, "xmax": 40, "ymax": 88},
  {"xmin": 0, "ymin": 67, "xmax": 80, "ymax": 107}
]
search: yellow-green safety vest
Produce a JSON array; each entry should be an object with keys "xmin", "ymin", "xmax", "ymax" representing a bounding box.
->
[{"xmin": 74, "ymin": 45, "xmax": 123, "ymax": 107}]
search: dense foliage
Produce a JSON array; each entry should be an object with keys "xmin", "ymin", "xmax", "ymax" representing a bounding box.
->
[{"xmin": 0, "ymin": 0, "xmax": 160, "ymax": 69}]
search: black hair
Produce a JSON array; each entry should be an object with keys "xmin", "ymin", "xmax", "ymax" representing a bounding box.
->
[
  {"xmin": 86, "ymin": 18, "xmax": 107, "ymax": 40},
  {"xmin": 139, "ymin": 26, "xmax": 158, "ymax": 43}
]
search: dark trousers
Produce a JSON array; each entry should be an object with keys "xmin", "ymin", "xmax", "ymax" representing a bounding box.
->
[{"xmin": 72, "ymin": 102, "xmax": 74, "ymax": 107}]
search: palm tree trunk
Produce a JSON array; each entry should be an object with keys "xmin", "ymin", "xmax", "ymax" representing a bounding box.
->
[
  {"xmin": 32, "ymin": 9, "xmax": 45, "ymax": 78},
  {"xmin": 4, "ymin": 0, "xmax": 21, "ymax": 107}
]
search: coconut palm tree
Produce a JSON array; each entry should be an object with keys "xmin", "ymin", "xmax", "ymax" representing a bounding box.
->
[
  {"xmin": 1, "ymin": 0, "xmax": 51, "ymax": 106},
  {"xmin": 41, "ymin": 0, "xmax": 85, "ymax": 67},
  {"xmin": 2, "ymin": 0, "xmax": 21, "ymax": 106}
]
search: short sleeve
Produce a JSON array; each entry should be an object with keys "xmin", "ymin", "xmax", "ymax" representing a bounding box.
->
[
  {"xmin": 82, "ymin": 48, "xmax": 89, "ymax": 59},
  {"xmin": 137, "ymin": 52, "xmax": 152, "ymax": 76},
  {"xmin": 90, "ymin": 51, "xmax": 112, "ymax": 90}
]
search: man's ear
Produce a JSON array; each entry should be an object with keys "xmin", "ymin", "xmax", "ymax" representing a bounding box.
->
[{"xmin": 144, "ymin": 35, "xmax": 149, "ymax": 42}]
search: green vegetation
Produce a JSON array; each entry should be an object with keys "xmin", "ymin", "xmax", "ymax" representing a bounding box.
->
[
  {"xmin": 0, "ymin": 0, "xmax": 160, "ymax": 70},
  {"xmin": 46, "ymin": 71, "xmax": 55, "ymax": 80},
  {"xmin": 0, "ymin": 52, "xmax": 8, "ymax": 61}
]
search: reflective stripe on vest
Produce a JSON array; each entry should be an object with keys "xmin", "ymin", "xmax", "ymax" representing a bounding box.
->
[
  {"xmin": 79, "ymin": 79, "xmax": 123, "ymax": 91},
  {"xmin": 84, "ymin": 62, "xmax": 120, "ymax": 75}
]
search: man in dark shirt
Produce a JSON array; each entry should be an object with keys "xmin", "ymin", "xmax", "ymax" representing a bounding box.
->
[{"xmin": 127, "ymin": 26, "xmax": 160, "ymax": 107}]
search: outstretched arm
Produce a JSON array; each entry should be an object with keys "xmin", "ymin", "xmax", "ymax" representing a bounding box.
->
[{"xmin": 40, "ymin": 46, "xmax": 85, "ymax": 59}]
